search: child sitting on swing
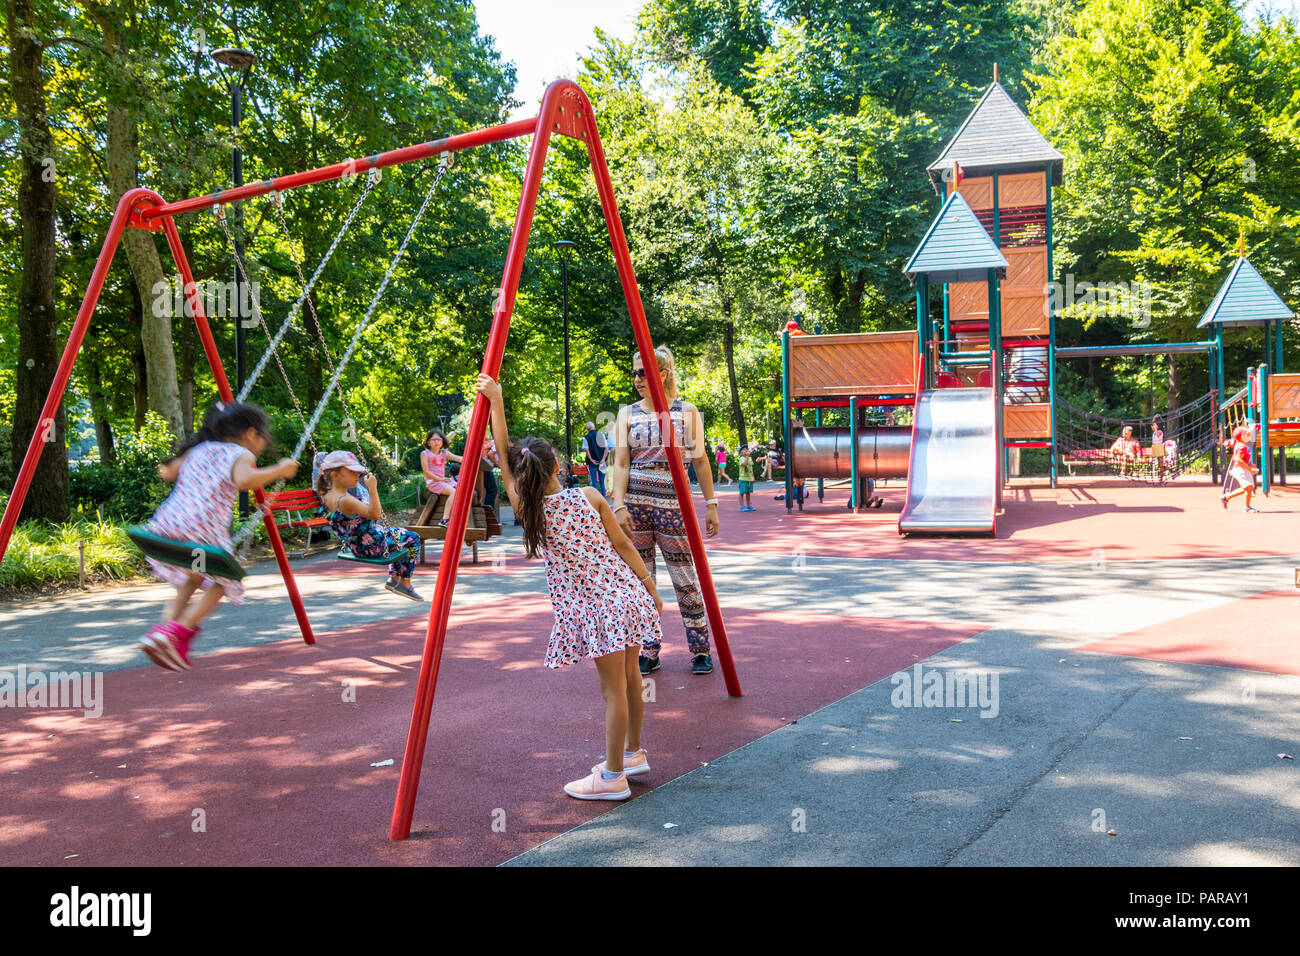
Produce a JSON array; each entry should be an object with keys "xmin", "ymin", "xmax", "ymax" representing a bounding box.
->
[
  {"xmin": 139, "ymin": 401, "xmax": 299, "ymax": 671},
  {"xmin": 317, "ymin": 450, "xmax": 425, "ymax": 600}
]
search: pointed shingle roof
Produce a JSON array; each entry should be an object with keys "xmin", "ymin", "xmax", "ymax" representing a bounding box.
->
[
  {"xmin": 927, "ymin": 82, "xmax": 1064, "ymax": 192},
  {"xmin": 904, "ymin": 191, "xmax": 1008, "ymax": 285},
  {"xmin": 1198, "ymin": 257, "xmax": 1294, "ymax": 328}
]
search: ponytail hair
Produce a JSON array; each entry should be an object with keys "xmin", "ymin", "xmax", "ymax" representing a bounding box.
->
[
  {"xmin": 169, "ymin": 401, "xmax": 272, "ymax": 463},
  {"xmin": 506, "ymin": 436, "xmax": 558, "ymax": 558},
  {"xmin": 654, "ymin": 345, "xmax": 678, "ymax": 400}
]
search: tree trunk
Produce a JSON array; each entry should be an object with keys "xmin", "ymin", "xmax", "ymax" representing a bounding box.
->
[
  {"xmin": 722, "ymin": 317, "xmax": 747, "ymax": 449},
  {"xmin": 129, "ymin": 290, "xmax": 148, "ymax": 429},
  {"xmin": 92, "ymin": 2, "xmax": 184, "ymax": 437},
  {"xmin": 181, "ymin": 312, "xmax": 194, "ymax": 435},
  {"xmin": 85, "ymin": 331, "xmax": 116, "ymax": 465},
  {"xmin": 6, "ymin": 0, "xmax": 69, "ymax": 521}
]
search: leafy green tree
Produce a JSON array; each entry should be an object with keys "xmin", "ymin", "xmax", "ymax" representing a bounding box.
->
[{"xmin": 1031, "ymin": 0, "xmax": 1300, "ymax": 409}]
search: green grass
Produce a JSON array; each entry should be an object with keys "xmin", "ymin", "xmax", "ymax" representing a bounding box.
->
[{"xmin": 0, "ymin": 518, "xmax": 148, "ymax": 593}]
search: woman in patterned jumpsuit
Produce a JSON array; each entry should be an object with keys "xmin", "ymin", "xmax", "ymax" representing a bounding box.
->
[{"xmin": 611, "ymin": 345, "xmax": 721, "ymax": 676}]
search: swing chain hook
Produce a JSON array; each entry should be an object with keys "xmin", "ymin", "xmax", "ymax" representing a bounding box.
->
[{"xmin": 438, "ymin": 150, "xmax": 454, "ymax": 172}]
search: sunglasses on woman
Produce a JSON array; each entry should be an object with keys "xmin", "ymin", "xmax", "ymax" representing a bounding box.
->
[{"xmin": 632, "ymin": 367, "xmax": 659, "ymax": 380}]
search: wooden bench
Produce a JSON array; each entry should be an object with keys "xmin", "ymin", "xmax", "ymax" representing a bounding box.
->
[
  {"xmin": 407, "ymin": 460, "xmax": 501, "ymax": 564},
  {"xmin": 263, "ymin": 488, "xmax": 330, "ymax": 557}
]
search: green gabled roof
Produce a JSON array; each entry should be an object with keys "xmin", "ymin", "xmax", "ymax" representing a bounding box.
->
[
  {"xmin": 927, "ymin": 82, "xmax": 1064, "ymax": 192},
  {"xmin": 904, "ymin": 191, "xmax": 1007, "ymax": 285},
  {"xmin": 1197, "ymin": 257, "xmax": 1294, "ymax": 328}
]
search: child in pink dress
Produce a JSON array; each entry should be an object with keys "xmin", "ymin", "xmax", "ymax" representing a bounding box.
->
[
  {"xmin": 420, "ymin": 429, "xmax": 463, "ymax": 526},
  {"xmin": 139, "ymin": 402, "xmax": 299, "ymax": 671},
  {"xmin": 477, "ymin": 373, "xmax": 663, "ymax": 801}
]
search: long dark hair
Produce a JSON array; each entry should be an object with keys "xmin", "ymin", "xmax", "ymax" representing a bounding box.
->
[
  {"xmin": 169, "ymin": 401, "xmax": 272, "ymax": 463},
  {"xmin": 506, "ymin": 436, "xmax": 558, "ymax": 558}
]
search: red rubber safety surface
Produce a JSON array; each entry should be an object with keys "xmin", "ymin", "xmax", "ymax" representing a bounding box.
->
[
  {"xmin": 1079, "ymin": 589, "xmax": 1300, "ymax": 676},
  {"xmin": 0, "ymin": 600, "xmax": 976, "ymax": 867},
  {"xmin": 706, "ymin": 481, "xmax": 1300, "ymax": 561}
]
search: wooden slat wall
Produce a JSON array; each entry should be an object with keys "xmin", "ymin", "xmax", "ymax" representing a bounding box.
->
[
  {"xmin": 1003, "ymin": 403, "xmax": 1052, "ymax": 439},
  {"xmin": 1001, "ymin": 247, "xmax": 1049, "ymax": 337},
  {"xmin": 945, "ymin": 172, "xmax": 1049, "ymax": 338},
  {"xmin": 1270, "ymin": 373, "xmax": 1300, "ymax": 419},
  {"xmin": 789, "ymin": 331, "xmax": 918, "ymax": 398},
  {"xmin": 997, "ymin": 172, "xmax": 1046, "ymax": 206}
]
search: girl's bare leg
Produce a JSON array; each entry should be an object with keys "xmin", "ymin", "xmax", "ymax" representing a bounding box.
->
[
  {"xmin": 177, "ymin": 584, "xmax": 224, "ymax": 631},
  {"xmin": 623, "ymin": 645, "xmax": 644, "ymax": 753},
  {"xmin": 165, "ymin": 574, "xmax": 203, "ymax": 623},
  {"xmin": 593, "ymin": 651, "xmax": 629, "ymax": 773}
]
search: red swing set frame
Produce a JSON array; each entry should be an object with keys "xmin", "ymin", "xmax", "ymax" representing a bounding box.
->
[{"xmin": 0, "ymin": 80, "xmax": 742, "ymax": 842}]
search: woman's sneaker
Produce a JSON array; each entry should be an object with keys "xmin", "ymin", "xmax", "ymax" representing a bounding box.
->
[
  {"xmin": 591, "ymin": 748, "xmax": 650, "ymax": 779},
  {"xmin": 638, "ymin": 653, "xmax": 661, "ymax": 675},
  {"xmin": 563, "ymin": 769, "xmax": 630, "ymax": 801},
  {"xmin": 692, "ymin": 653, "xmax": 714, "ymax": 675}
]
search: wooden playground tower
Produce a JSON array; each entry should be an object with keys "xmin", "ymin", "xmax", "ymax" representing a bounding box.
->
[{"xmin": 783, "ymin": 72, "xmax": 1297, "ymax": 502}]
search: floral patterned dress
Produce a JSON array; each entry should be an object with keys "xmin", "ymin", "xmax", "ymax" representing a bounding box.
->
[
  {"xmin": 325, "ymin": 503, "xmax": 421, "ymax": 578},
  {"xmin": 145, "ymin": 440, "xmax": 248, "ymax": 603},
  {"xmin": 540, "ymin": 487, "xmax": 662, "ymax": 668}
]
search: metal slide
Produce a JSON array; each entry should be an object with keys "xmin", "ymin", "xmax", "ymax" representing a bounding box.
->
[{"xmin": 899, "ymin": 388, "xmax": 997, "ymax": 535}]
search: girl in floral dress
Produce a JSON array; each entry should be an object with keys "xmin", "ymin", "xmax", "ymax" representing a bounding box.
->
[
  {"xmin": 420, "ymin": 429, "xmax": 463, "ymax": 527},
  {"xmin": 477, "ymin": 373, "xmax": 663, "ymax": 802},
  {"xmin": 317, "ymin": 450, "xmax": 424, "ymax": 600},
  {"xmin": 138, "ymin": 402, "xmax": 300, "ymax": 672}
]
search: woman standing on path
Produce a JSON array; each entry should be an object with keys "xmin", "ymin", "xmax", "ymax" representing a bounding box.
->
[{"xmin": 611, "ymin": 345, "xmax": 720, "ymax": 677}]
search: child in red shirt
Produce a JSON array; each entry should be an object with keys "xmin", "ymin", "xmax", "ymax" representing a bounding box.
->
[{"xmin": 1221, "ymin": 424, "xmax": 1259, "ymax": 512}]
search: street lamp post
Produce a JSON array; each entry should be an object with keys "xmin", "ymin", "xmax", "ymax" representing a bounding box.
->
[
  {"xmin": 554, "ymin": 240, "xmax": 576, "ymax": 466},
  {"xmin": 211, "ymin": 46, "xmax": 256, "ymax": 514}
]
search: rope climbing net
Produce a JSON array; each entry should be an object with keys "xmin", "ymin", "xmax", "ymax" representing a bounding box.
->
[{"xmin": 1055, "ymin": 391, "xmax": 1219, "ymax": 484}]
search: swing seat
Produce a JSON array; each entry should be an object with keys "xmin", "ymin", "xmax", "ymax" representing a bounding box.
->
[
  {"xmin": 337, "ymin": 545, "xmax": 413, "ymax": 566},
  {"xmin": 127, "ymin": 526, "xmax": 246, "ymax": 581}
]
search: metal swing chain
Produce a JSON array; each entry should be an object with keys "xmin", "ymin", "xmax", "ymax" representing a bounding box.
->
[
  {"xmin": 230, "ymin": 154, "xmax": 454, "ymax": 550},
  {"xmin": 233, "ymin": 168, "xmax": 381, "ymax": 404},
  {"xmin": 213, "ymin": 204, "xmax": 318, "ymax": 456},
  {"xmin": 267, "ymin": 188, "xmax": 368, "ymax": 467}
]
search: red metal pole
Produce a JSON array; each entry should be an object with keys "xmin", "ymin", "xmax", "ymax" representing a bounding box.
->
[
  {"xmin": 140, "ymin": 118, "xmax": 538, "ymax": 223},
  {"xmin": 387, "ymin": 93, "xmax": 563, "ymax": 842},
  {"xmin": 158, "ymin": 209, "xmax": 315, "ymax": 645},
  {"xmin": 389, "ymin": 79, "xmax": 741, "ymax": 840},
  {"xmin": 580, "ymin": 86, "xmax": 742, "ymax": 699},
  {"xmin": 0, "ymin": 189, "xmax": 140, "ymax": 565}
]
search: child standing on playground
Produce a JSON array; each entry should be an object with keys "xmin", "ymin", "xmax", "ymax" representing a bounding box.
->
[
  {"xmin": 318, "ymin": 450, "xmax": 425, "ymax": 599},
  {"xmin": 477, "ymin": 373, "xmax": 663, "ymax": 802},
  {"xmin": 715, "ymin": 441, "xmax": 733, "ymax": 485},
  {"xmin": 1221, "ymin": 423, "xmax": 1260, "ymax": 512},
  {"xmin": 737, "ymin": 444, "xmax": 756, "ymax": 511},
  {"xmin": 421, "ymin": 429, "xmax": 463, "ymax": 527},
  {"xmin": 138, "ymin": 401, "xmax": 299, "ymax": 672}
]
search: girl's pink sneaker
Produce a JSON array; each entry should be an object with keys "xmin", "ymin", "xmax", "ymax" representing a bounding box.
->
[
  {"xmin": 591, "ymin": 748, "xmax": 650, "ymax": 779},
  {"xmin": 139, "ymin": 622, "xmax": 198, "ymax": 672},
  {"xmin": 139, "ymin": 624, "xmax": 181, "ymax": 671},
  {"xmin": 563, "ymin": 769, "xmax": 631, "ymax": 801}
]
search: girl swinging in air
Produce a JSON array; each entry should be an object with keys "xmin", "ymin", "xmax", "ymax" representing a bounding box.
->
[
  {"xmin": 139, "ymin": 401, "xmax": 299, "ymax": 672},
  {"xmin": 477, "ymin": 373, "xmax": 663, "ymax": 801}
]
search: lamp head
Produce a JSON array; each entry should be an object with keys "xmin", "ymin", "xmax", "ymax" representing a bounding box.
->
[{"xmin": 211, "ymin": 47, "xmax": 257, "ymax": 71}]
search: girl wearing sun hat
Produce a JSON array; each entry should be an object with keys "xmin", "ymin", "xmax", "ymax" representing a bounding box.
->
[{"xmin": 317, "ymin": 450, "xmax": 425, "ymax": 600}]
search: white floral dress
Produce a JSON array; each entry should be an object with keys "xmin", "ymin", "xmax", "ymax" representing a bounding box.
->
[
  {"xmin": 146, "ymin": 440, "xmax": 248, "ymax": 602},
  {"xmin": 539, "ymin": 487, "xmax": 662, "ymax": 668}
]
